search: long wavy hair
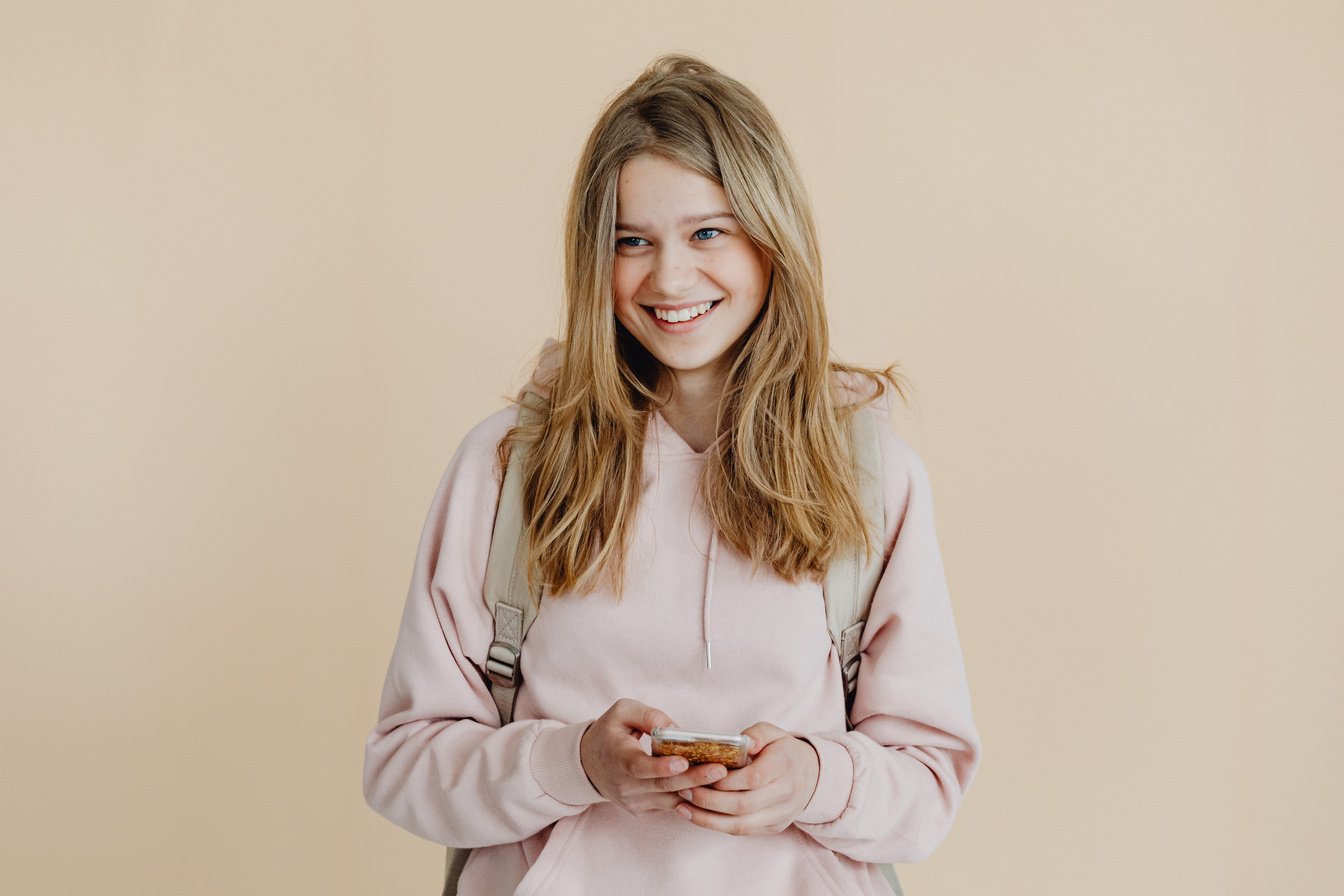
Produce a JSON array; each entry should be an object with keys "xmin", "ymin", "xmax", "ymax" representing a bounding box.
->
[{"xmin": 498, "ymin": 53, "xmax": 908, "ymax": 598}]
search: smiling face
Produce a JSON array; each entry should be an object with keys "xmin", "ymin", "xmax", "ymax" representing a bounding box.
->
[{"xmin": 612, "ymin": 152, "xmax": 772, "ymax": 394}]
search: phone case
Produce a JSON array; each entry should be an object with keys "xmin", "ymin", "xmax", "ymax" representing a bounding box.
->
[{"xmin": 650, "ymin": 727, "xmax": 753, "ymax": 769}]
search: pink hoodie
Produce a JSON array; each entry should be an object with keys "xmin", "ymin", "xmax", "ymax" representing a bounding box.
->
[{"xmin": 363, "ymin": 341, "xmax": 981, "ymax": 895}]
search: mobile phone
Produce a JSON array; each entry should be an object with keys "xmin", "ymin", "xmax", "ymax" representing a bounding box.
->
[{"xmin": 650, "ymin": 727, "xmax": 754, "ymax": 769}]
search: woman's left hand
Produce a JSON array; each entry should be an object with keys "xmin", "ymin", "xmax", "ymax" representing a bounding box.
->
[{"xmin": 674, "ymin": 721, "xmax": 820, "ymax": 835}]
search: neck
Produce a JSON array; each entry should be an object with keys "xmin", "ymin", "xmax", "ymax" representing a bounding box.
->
[{"xmin": 658, "ymin": 364, "xmax": 729, "ymax": 453}]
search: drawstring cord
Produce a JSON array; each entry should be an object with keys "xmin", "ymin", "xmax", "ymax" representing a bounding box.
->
[{"xmin": 703, "ymin": 525, "xmax": 718, "ymax": 670}]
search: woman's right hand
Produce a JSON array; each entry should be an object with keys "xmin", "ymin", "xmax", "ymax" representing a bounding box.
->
[{"xmin": 579, "ymin": 698, "xmax": 728, "ymax": 816}]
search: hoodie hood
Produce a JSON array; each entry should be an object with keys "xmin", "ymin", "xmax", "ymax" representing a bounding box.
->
[{"xmin": 516, "ymin": 337, "xmax": 565, "ymax": 404}]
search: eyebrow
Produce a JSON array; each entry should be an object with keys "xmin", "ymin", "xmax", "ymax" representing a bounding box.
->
[{"xmin": 614, "ymin": 211, "xmax": 736, "ymax": 232}]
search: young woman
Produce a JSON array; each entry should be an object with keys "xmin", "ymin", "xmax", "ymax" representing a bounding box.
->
[{"xmin": 363, "ymin": 54, "xmax": 981, "ymax": 895}]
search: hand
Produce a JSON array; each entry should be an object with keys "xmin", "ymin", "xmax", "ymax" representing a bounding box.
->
[
  {"xmin": 673, "ymin": 721, "xmax": 820, "ymax": 836},
  {"xmin": 579, "ymin": 698, "xmax": 729, "ymax": 816}
]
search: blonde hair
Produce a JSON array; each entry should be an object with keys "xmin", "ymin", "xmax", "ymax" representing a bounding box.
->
[{"xmin": 499, "ymin": 53, "xmax": 908, "ymax": 597}]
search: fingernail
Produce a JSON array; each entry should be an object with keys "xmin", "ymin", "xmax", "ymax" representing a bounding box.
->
[
  {"xmin": 670, "ymin": 758, "xmax": 688, "ymax": 773},
  {"xmin": 678, "ymin": 789, "xmax": 692, "ymax": 800},
  {"xmin": 676, "ymin": 804, "xmax": 693, "ymax": 820}
]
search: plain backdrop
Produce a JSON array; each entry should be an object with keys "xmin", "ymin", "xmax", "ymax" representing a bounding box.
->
[{"xmin": 2, "ymin": 2, "xmax": 1341, "ymax": 894}]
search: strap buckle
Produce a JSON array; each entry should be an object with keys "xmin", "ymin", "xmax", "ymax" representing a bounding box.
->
[
  {"xmin": 486, "ymin": 641, "xmax": 522, "ymax": 689},
  {"xmin": 840, "ymin": 620, "xmax": 865, "ymax": 695},
  {"xmin": 842, "ymin": 655, "xmax": 862, "ymax": 691}
]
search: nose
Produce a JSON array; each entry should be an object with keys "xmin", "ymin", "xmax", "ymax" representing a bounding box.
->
[{"xmin": 648, "ymin": 243, "xmax": 698, "ymax": 298}]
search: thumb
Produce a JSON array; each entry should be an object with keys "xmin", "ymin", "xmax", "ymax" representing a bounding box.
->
[
  {"xmin": 613, "ymin": 698, "xmax": 676, "ymax": 735},
  {"xmin": 741, "ymin": 721, "xmax": 789, "ymax": 755}
]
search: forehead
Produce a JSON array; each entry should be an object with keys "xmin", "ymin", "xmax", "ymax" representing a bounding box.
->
[{"xmin": 616, "ymin": 153, "xmax": 728, "ymax": 218}]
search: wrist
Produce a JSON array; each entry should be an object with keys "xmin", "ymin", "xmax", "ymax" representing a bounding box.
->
[
  {"xmin": 799, "ymin": 737, "xmax": 821, "ymax": 809},
  {"xmin": 793, "ymin": 734, "xmax": 854, "ymax": 826},
  {"xmin": 578, "ymin": 721, "xmax": 598, "ymax": 790},
  {"xmin": 531, "ymin": 720, "xmax": 606, "ymax": 807}
]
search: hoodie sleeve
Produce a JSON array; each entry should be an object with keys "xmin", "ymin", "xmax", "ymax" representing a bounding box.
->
[
  {"xmin": 794, "ymin": 411, "xmax": 982, "ymax": 864},
  {"xmin": 362, "ymin": 407, "xmax": 605, "ymax": 849}
]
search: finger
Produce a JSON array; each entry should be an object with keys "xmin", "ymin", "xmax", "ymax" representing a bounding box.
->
[
  {"xmin": 629, "ymin": 755, "xmax": 729, "ymax": 789},
  {"xmin": 611, "ymin": 698, "xmax": 676, "ymax": 736},
  {"xmin": 625, "ymin": 790, "xmax": 689, "ymax": 814},
  {"xmin": 678, "ymin": 778, "xmax": 780, "ymax": 816},
  {"xmin": 645, "ymin": 792, "xmax": 686, "ymax": 812},
  {"xmin": 740, "ymin": 721, "xmax": 789, "ymax": 755},
  {"xmin": 676, "ymin": 800, "xmax": 790, "ymax": 836},
  {"xmin": 708, "ymin": 752, "xmax": 781, "ymax": 792},
  {"xmin": 626, "ymin": 751, "xmax": 687, "ymax": 781},
  {"xmin": 650, "ymin": 763, "xmax": 729, "ymax": 794}
]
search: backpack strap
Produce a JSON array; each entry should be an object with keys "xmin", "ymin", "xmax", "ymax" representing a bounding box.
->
[
  {"xmin": 822, "ymin": 405, "xmax": 886, "ymax": 722},
  {"xmin": 449, "ymin": 393, "xmax": 549, "ymax": 896},
  {"xmin": 442, "ymin": 847, "xmax": 470, "ymax": 896},
  {"xmin": 483, "ymin": 393, "xmax": 548, "ymax": 727},
  {"xmin": 819, "ymin": 406, "xmax": 904, "ymax": 896}
]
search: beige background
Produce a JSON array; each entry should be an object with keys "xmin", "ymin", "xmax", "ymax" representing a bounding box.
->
[{"xmin": 2, "ymin": 2, "xmax": 1341, "ymax": 894}]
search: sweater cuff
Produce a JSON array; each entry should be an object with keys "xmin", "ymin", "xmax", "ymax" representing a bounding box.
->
[
  {"xmin": 794, "ymin": 734, "xmax": 854, "ymax": 825},
  {"xmin": 530, "ymin": 720, "xmax": 606, "ymax": 807}
]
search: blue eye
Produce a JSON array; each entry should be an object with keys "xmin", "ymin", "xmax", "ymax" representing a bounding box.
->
[
  {"xmin": 693, "ymin": 228, "xmax": 722, "ymax": 241},
  {"xmin": 617, "ymin": 236, "xmax": 649, "ymax": 248}
]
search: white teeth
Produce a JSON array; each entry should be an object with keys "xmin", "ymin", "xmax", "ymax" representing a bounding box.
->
[{"xmin": 654, "ymin": 301, "xmax": 715, "ymax": 323}]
